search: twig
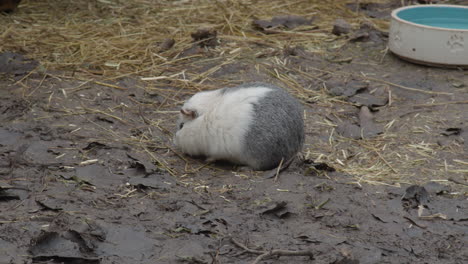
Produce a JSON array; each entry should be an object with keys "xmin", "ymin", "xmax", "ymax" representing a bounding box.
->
[
  {"xmin": 448, "ymin": 177, "xmax": 468, "ymax": 186},
  {"xmin": 292, "ymin": 68, "xmax": 326, "ymax": 82},
  {"xmin": 15, "ymin": 65, "xmax": 40, "ymax": 86},
  {"xmin": 264, "ymin": 156, "xmax": 295, "ymax": 179},
  {"xmin": 0, "ymin": 25, "xmax": 13, "ymax": 39},
  {"xmin": 230, "ymin": 238, "xmax": 264, "ymax": 254},
  {"xmin": 175, "ymin": 255, "xmax": 207, "ymax": 264},
  {"xmin": 364, "ymin": 76, "xmax": 453, "ymax": 95},
  {"xmin": 81, "ymin": 106, "xmax": 128, "ymax": 125},
  {"xmin": 375, "ymin": 151, "xmax": 398, "ymax": 174},
  {"xmin": 419, "ymin": 213, "xmax": 447, "ymax": 220},
  {"xmin": 230, "ymin": 238, "xmax": 314, "ymax": 264},
  {"xmin": 298, "ymin": 65, "xmax": 451, "ymax": 95},
  {"xmin": 413, "ymin": 101, "xmax": 468, "ymax": 107},
  {"xmin": 380, "ymin": 46, "xmax": 389, "ymax": 63},
  {"xmin": 143, "ymin": 147, "xmax": 177, "ymax": 177},
  {"xmin": 274, "ymin": 158, "xmax": 284, "ymax": 182},
  {"xmin": 403, "ymin": 216, "xmax": 427, "ymax": 229},
  {"xmin": 252, "ymin": 249, "xmax": 314, "ymax": 264},
  {"xmin": 26, "ymin": 69, "xmax": 48, "ymax": 97},
  {"xmin": 0, "ymin": 220, "xmax": 18, "ymax": 224},
  {"xmin": 315, "ymin": 198, "xmax": 330, "ymax": 210},
  {"xmin": 93, "ymin": 80, "xmax": 128, "ymax": 90},
  {"xmin": 168, "ymin": 145, "xmax": 190, "ymax": 164},
  {"xmin": 138, "ymin": 106, "xmax": 151, "ymax": 125}
]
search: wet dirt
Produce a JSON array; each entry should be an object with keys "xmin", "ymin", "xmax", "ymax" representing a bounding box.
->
[{"xmin": 1, "ymin": 3, "xmax": 468, "ymax": 264}]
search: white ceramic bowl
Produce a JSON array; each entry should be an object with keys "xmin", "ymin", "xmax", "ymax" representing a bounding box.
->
[{"xmin": 389, "ymin": 5, "xmax": 468, "ymax": 67}]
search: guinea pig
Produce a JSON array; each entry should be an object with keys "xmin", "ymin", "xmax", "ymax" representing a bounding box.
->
[{"xmin": 174, "ymin": 82, "xmax": 304, "ymax": 171}]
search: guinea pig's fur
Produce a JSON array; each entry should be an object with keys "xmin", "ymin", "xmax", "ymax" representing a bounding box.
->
[{"xmin": 174, "ymin": 82, "xmax": 304, "ymax": 171}]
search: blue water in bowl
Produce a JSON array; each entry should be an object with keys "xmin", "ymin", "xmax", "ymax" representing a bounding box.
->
[{"xmin": 397, "ymin": 6, "xmax": 468, "ymax": 30}]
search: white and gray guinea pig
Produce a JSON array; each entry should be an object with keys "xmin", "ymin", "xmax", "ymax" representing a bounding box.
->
[{"xmin": 173, "ymin": 82, "xmax": 304, "ymax": 171}]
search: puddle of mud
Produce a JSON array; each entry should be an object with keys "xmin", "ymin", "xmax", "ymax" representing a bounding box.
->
[{"xmin": 0, "ymin": 61, "xmax": 466, "ymax": 264}]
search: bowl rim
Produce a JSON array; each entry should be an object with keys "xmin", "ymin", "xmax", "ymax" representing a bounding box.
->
[{"xmin": 391, "ymin": 4, "xmax": 468, "ymax": 32}]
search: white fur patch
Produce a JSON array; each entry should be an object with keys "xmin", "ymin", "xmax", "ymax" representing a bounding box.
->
[{"xmin": 174, "ymin": 86, "xmax": 272, "ymax": 163}]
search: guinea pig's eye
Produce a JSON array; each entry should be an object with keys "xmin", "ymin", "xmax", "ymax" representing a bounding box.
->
[{"xmin": 179, "ymin": 122, "xmax": 184, "ymax": 129}]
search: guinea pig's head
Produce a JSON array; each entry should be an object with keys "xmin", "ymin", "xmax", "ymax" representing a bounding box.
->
[
  {"xmin": 176, "ymin": 89, "xmax": 221, "ymax": 131},
  {"xmin": 177, "ymin": 108, "xmax": 198, "ymax": 131},
  {"xmin": 174, "ymin": 107, "xmax": 197, "ymax": 147}
]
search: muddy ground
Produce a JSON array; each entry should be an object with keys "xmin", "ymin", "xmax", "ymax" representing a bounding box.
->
[{"xmin": 1, "ymin": 1, "xmax": 468, "ymax": 264}]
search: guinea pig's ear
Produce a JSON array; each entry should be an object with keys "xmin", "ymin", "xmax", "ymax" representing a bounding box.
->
[{"xmin": 180, "ymin": 108, "xmax": 197, "ymax": 119}]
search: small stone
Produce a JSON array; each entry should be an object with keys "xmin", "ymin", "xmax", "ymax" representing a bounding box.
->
[
  {"xmin": 191, "ymin": 28, "xmax": 218, "ymax": 47},
  {"xmin": 159, "ymin": 38, "xmax": 175, "ymax": 52},
  {"xmin": 332, "ymin": 19, "xmax": 352, "ymax": 36},
  {"xmin": 451, "ymin": 81, "xmax": 465, "ymax": 88}
]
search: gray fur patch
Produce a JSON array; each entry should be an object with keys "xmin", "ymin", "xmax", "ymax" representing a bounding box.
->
[{"xmin": 242, "ymin": 83, "xmax": 304, "ymax": 170}]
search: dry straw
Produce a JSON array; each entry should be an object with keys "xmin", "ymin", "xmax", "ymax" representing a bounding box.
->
[{"xmin": 1, "ymin": 0, "xmax": 466, "ymax": 191}]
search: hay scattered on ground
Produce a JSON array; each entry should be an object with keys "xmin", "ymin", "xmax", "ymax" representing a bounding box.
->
[
  {"xmin": 1, "ymin": 0, "xmax": 466, "ymax": 192},
  {"xmin": 0, "ymin": 0, "xmax": 370, "ymax": 79}
]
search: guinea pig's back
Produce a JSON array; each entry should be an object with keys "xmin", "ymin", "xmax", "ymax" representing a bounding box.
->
[
  {"xmin": 242, "ymin": 84, "xmax": 304, "ymax": 170},
  {"xmin": 202, "ymin": 85, "xmax": 274, "ymax": 162}
]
